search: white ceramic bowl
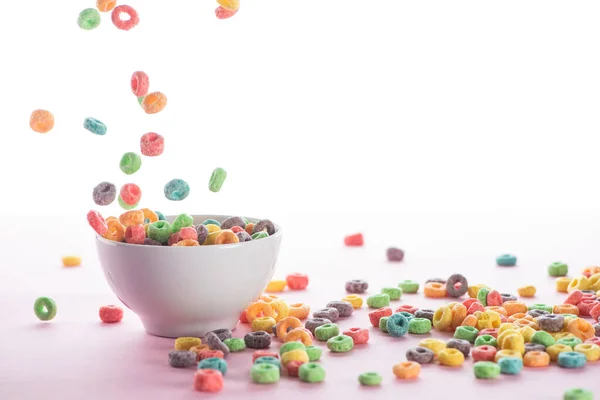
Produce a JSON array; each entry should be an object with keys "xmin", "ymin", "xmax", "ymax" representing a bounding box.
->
[{"xmin": 96, "ymin": 215, "xmax": 282, "ymax": 338}]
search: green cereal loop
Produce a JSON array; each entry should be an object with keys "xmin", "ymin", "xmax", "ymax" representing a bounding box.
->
[
  {"xmin": 564, "ymin": 388, "xmax": 593, "ymax": 400},
  {"xmin": 474, "ymin": 334, "xmax": 498, "ymax": 348},
  {"xmin": 209, "ymin": 167, "xmax": 227, "ymax": 193},
  {"xmin": 251, "ymin": 363, "xmax": 280, "ymax": 384},
  {"xmin": 77, "ymin": 8, "xmax": 101, "ymax": 30},
  {"xmin": 528, "ymin": 303, "xmax": 553, "ymax": 313},
  {"xmin": 223, "ymin": 338, "xmax": 246, "ymax": 352},
  {"xmin": 557, "ymin": 337, "xmax": 583, "ymax": 347},
  {"xmin": 305, "ymin": 346, "xmax": 322, "ymax": 362},
  {"xmin": 473, "ymin": 361, "xmax": 501, "ymax": 379},
  {"xmin": 408, "ymin": 317, "xmax": 432, "ymax": 334},
  {"xmin": 118, "ymin": 196, "xmax": 138, "ymax": 210},
  {"xmin": 454, "ymin": 326, "xmax": 479, "ymax": 343},
  {"xmin": 299, "ymin": 362, "xmax": 326, "ymax": 383},
  {"xmin": 148, "ymin": 221, "xmax": 172, "ymax": 244},
  {"xmin": 242, "ymin": 217, "xmax": 250, "ymax": 225},
  {"xmin": 119, "ymin": 152, "xmax": 142, "ymax": 175},
  {"xmin": 477, "ymin": 287, "xmax": 490, "ymax": 307},
  {"xmin": 562, "ymin": 314, "xmax": 578, "ymax": 319},
  {"xmin": 314, "ymin": 324, "xmax": 340, "ymax": 341},
  {"xmin": 34, "ymin": 297, "xmax": 57, "ymax": 321},
  {"xmin": 137, "ymin": 96, "xmax": 145, "ymax": 106},
  {"xmin": 381, "ymin": 287, "xmax": 402, "ymax": 300},
  {"xmin": 252, "ymin": 232, "xmax": 269, "ymax": 240},
  {"xmin": 358, "ymin": 372, "xmax": 382, "ymax": 386},
  {"xmin": 531, "ymin": 331, "xmax": 556, "ymax": 348},
  {"xmin": 326, "ymin": 335, "xmax": 354, "ymax": 353},
  {"xmin": 279, "ymin": 342, "xmax": 305, "ymax": 356},
  {"xmin": 398, "ymin": 280, "xmax": 419, "ymax": 293},
  {"xmin": 171, "ymin": 214, "xmax": 194, "ymax": 233},
  {"xmin": 379, "ymin": 317, "xmax": 390, "ymax": 333},
  {"xmin": 548, "ymin": 262, "xmax": 569, "ymax": 277},
  {"xmin": 366, "ymin": 294, "xmax": 390, "ymax": 309}
]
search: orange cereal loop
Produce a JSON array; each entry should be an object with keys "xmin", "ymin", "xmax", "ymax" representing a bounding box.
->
[
  {"xmin": 103, "ymin": 219, "xmax": 125, "ymax": 242},
  {"xmin": 567, "ymin": 318, "xmax": 595, "ymax": 341},
  {"xmin": 260, "ymin": 294, "xmax": 279, "ymax": 303},
  {"xmin": 29, "ymin": 109, "xmax": 54, "ymax": 133},
  {"xmin": 485, "ymin": 306, "xmax": 508, "ymax": 317},
  {"xmin": 190, "ymin": 344, "xmax": 211, "ymax": 360},
  {"xmin": 513, "ymin": 318, "xmax": 538, "ymax": 330},
  {"xmin": 174, "ymin": 239, "xmax": 200, "ymax": 246},
  {"xmin": 142, "ymin": 92, "xmax": 167, "ymax": 114},
  {"xmin": 265, "ymin": 280, "xmax": 287, "ymax": 293},
  {"xmin": 288, "ymin": 303, "xmax": 310, "ymax": 320},
  {"xmin": 502, "ymin": 301, "xmax": 528, "ymax": 316},
  {"xmin": 424, "ymin": 282, "xmax": 447, "ymax": 298},
  {"xmin": 245, "ymin": 223, "xmax": 254, "ymax": 235},
  {"xmin": 276, "ymin": 316, "xmax": 302, "ymax": 339},
  {"xmin": 582, "ymin": 266, "xmax": 600, "ymax": 278},
  {"xmin": 97, "ymin": 0, "xmax": 116, "ymax": 12},
  {"xmin": 140, "ymin": 208, "xmax": 158, "ymax": 224},
  {"xmin": 62, "ymin": 256, "xmax": 82, "ymax": 267},
  {"xmin": 460, "ymin": 314, "xmax": 478, "ymax": 327},
  {"xmin": 268, "ymin": 299, "xmax": 290, "ymax": 322},
  {"xmin": 553, "ymin": 304, "xmax": 579, "ymax": 315},
  {"xmin": 246, "ymin": 301, "xmax": 273, "ymax": 323},
  {"xmin": 284, "ymin": 328, "xmax": 313, "ymax": 346},
  {"xmin": 215, "ymin": 230, "xmax": 239, "ymax": 245},
  {"xmin": 119, "ymin": 210, "xmax": 144, "ymax": 227},
  {"xmin": 451, "ymin": 303, "xmax": 467, "ymax": 329},
  {"xmin": 523, "ymin": 351, "xmax": 550, "ymax": 367},
  {"xmin": 507, "ymin": 313, "xmax": 533, "ymax": 323},
  {"xmin": 393, "ymin": 361, "xmax": 421, "ymax": 379}
]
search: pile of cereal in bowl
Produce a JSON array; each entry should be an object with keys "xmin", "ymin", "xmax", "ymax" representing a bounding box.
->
[{"xmin": 88, "ymin": 210, "xmax": 276, "ymax": 246}]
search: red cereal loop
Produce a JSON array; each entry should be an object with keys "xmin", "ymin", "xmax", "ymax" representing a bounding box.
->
[
  {"xmin": 478, "ymin": 328, "xmax": 499, "ymax": 338},
  {"xmin": 344, "ymin": 233, "xmax": 364, "ymax": 247},
  {"xmin": 111, "ymin": 5, "xmax": 139, "ymax": 31},
  {"xmin": 131, "ymin": 71, "xmax": 149, "ymax": 97},
  {"xmin": 590, "ymin": 304, "xmax": 600, "ymax": 322},
  {"xmin": 368, "ymin": 307, "xmax": 393, "ymax": 327},
  {"xmin": 343, "ymin": 327, "xmax": 369, "ymax": 344},
  {"xmin": 119, "ymin": 184, "xmax": 142, "ymax": 206},
  {"xmin": 286, "ymin": 360, "xmax": 306, "ymax": 377},
  {"xmin": 199, "ymin": 350, "xmax": 224, "ymax": 360},
  {"xmin": 252, "ymin": 351, "xmax": 279, "ymax": 363},
  {"xmin": 179, "ymin": 227, "xmax": 198, "ymax": 241},
  {"xmin": 581, "ymin": 293, "xmax": 597, "ymax": 302},
  {"xmin": 168, "ymin": 233, "xmax": 182, "ymax": 246},
  {"xmin": 230, "ymin": 226, "xmax": 244, "ymax": 234},
  {"xmin": 585, "ymin": 337, "xmax": 600, "ymax": 346},
  {"xmin": 462, "ymin": 298, "xmax": 480, "ymax": 309},
  {"xmin": 140, "ymin": 132, "xmax": 164, "ymax": 157},
  {"xmin": 194, "ymin": 369, "xmax": 224, "ymax": 393},
  {"xmin": 395, "ymin": 305, "xmax": 419, "ymax": 314},
  {"xmin": 215, "ymin": 6, "xmax": 238, "ymax": 19},
  {"xmin": 578, "ymin": 299, "xmax": 597, "ymax": 317},
  {"xmin": 472, "ymin": 345, "xmax": 497, "ymax": 362},
  {"xmin": 99, "ymin": 305, "xmax": 123, "ymax": 323},
  {"xmin": 125, "ymin": 225, "xmax": 146, "ymax": 244},
  {"xmin": 87, "ymin": 210, "xmax": 108, "ymax": 235},
  {"xmin": 565, "ymin": 290, "xmax": 583, "ymax": 305},
  {"xmin": 286, "ymin": 273, "xmax": 309, "ymax": 290},
  {"xmin": 239, "ymin": 310, "xmax": 249, "ymax": 324},
  {"xmin": 468, "ymin": 302, "xmax": 485, "ymax": 314},
  {"xmin": 486, "ymin": 290, "xmax": 502, "ymax": 307}
]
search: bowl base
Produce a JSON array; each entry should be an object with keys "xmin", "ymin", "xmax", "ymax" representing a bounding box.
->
[{"xmin": 141, "ymin": 317, "xmax": 240, "ymax": 338}]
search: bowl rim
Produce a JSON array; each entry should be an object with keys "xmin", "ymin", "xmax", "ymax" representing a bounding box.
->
[{"xmin": 95, "ymin": 214, "xmax": 282, "ymax": 249}]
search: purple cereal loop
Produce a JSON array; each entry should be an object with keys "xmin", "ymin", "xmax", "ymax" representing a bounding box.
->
[
  {"xmin": 312, "ymin": 308, "xmax": 339, "ymax": 323},
  {"xmin": 205, "ymin": 332, "xmax": 230, "ymax": 356},
  {"xmin": 345, "ymin": 279, "xmax": 368, "ymax": 294},
  {"xmin": 236, "ymin": 231, "xmax": 252, "ymax": 242},
  {"xmin": 210, "ymin": 328, "xmax": 232, "ymax": 341},
  {"xmin": 446, "ymin": 274, "xmax": 468, "ymax": 298},
  {"xmin": 304, "ymin": 318, "xmax": 331, "ymax": 334},
  {"xmin": 168, "ymin": 350, "xmax": 197, "ymax": 368},
  {"xmin": 386, "ymin": 247, "xmax": 405, "ymax": 262},
  {"xmin": 143, "ymin": 238, "xmax": 163, "ymax": 246},
  {"xmin": 220, "ymin": 216, "xmax": 246, "ymax": 230},
  {"xmin": 244, "ymin": 331, "xmax": 272, "ymax": 349},
  {"xmin": 446, "ymin": 338, "xmax": 470, "ymax": 357},
  {"xmin": 252, "ymin": 220, "xmax": 275, "ymax": 236},
  {"xmin": 195, "ymin": 224, "xmax": 209, "ymax": 245},
  {"xmin": 325, "ymin": 301, "xmax": 354, "ymax": 318},
  {"xmin": 92, "ymin": 182, "xmax": 117, "ymax": 206}
]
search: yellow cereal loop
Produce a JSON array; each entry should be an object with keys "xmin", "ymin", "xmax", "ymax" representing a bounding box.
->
[
  {"xmin": 589, "ymin": 273, "xmax": 600, "ymax": 291},
  {"xmin": 497, "ymin": 329, "xmax": 519, "ymax": 348},
  {"xmin": 61, "ymin": 256, "xmax": 82, "ymax": 267},
  {"xmin": 546, "ymin": 344, "xmax": 572, "ymax": 361},
  {"xmin": 246, "ymin": 301, "xmax": 273, "ymax": 323},
  {"xmin": 438, "ymin": 348, "xmax": 465, "ymax": 367},
  {"xmin": 251, "ymin": 316, "xmax": 276, "ymax": 332},
  {"xmin": 174, "ymin": 337, "xmax": 202, "ymax": 350},
  {"xmin": 574, "ymin": 343, "xmax": 600, "ymax": 361},
  {"xmin": 499, "ymin": 323, "xmax": 517, "ymax": 334},
  {"xmin": 269, "ymin": 299, "xmax": 290, "ymax": 322},
  {"xmin": 281, "ymin": 349, "xmax": 309, "ymax": 367},
  {"xmin": 203, "ymin": 230, "xmax": 221, "ymax": 245},
  {"xmin": 432, "ymin": 306, "xmax": 453, "ymax": 332},
  {"xmin": 217, "ymin": 0, "xmax": 240, "ymax": 11},
  {"xmin": 495, "ymin": 349, "xmax": 522, "ymax": 362},
  {"xmin": 205, "ymin": 224, "xmax": 220, "ymax": 233},
  {"xmin": 519, "ymin": 326, "xmax": 536, "ymax": 343},
  {"xmin": 468, "ymin": 284, "xmax": 488, "ymax": 298},
  {"xmin": 567, "ymin": 276, "xmax": 590, "ymax": 292},
  {"xmin": 517, "ymin": 285, "xmax": 536, "ymax": 297},
  {"xmin": 501, "ymin": 333, "xmax": 525, "ymax": 354},
  {"xmin": 342, "ymin": 295, "xmax": 363, "ymax": 309},
  {"xmin": 418, "ymin": 339, "xmax": 446, "ymax": 356},
  {"xmin": 555, "ymin": 277, "xmax": 573, "ymax": 293},
  {"xmin": 477, "ymin": 311, "xmax": 502, "ymax": 330},
  {"xmin": 265, "ymin": 280, "xmax": 287, "ymax": 293},
  {"xmin": 140, "ymin": 208, "xmax": 158, "ymax": 224},
  {"xmin": 551, "ymin": 332, "xmax": 576, "ymax": 341}
]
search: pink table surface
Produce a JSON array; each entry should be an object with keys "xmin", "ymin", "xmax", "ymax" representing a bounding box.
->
[{"xmin": 2, "ymin": 211, "xmax": 600, "ymax": 400}]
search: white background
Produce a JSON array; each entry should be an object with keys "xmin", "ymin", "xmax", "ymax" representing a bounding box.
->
[{"xmin": 0, "ymin": 1, "xmax": 599, "ymax": 220}]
